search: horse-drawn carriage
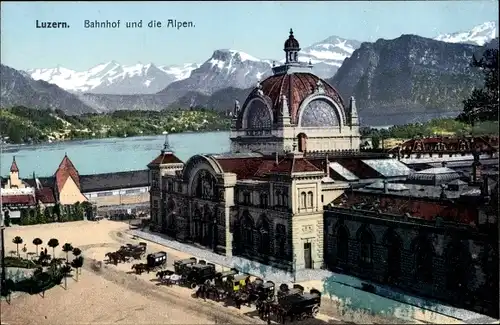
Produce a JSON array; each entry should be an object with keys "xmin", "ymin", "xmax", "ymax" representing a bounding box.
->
[
  {"xmin": 277, "ymin": 284, "xmax": 304, "ymax": 301},
  {"xmin": 184, "ymin": 263, "xmax": 217, "ymax": 289},
  {"xmin": 173, "ymin": 257, "xmax": 197, "ymax": 274},
  {"xmin": 274, "ymin": 288, "xmax": 321, "ymax": 323},
  {"xmin": 105, "ymin": 242, "xmax": 147, "ymax": 265},
  {"xmin": 146, "ymin": 251, "xmax": 167, "ymax": 270}
]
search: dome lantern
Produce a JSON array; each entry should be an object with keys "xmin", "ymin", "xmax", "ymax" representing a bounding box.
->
[{"xmin": 284, "ymin": 28, "xmax": 300, "ymax": 64}]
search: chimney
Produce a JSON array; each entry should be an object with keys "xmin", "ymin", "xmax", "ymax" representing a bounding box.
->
[{"xmin": 383, "ymin": 180, "xmax": 388, "ymax": 193}]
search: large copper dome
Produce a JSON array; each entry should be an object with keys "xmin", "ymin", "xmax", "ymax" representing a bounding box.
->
[{"xmin": 241, "ymin": 73, "xmax": 345, "ymax": 125}]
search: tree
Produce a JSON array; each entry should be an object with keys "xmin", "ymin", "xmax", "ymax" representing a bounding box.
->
[
  {"xmin": 47, "ymin": 238, "xmax": 59, "ymax": 258},
  {"xmin": 44, "ymin": 207, "xmax": 52, "ymax": 223},
  {"xmin": 61, "ymin": 243, "xmax": 74, "ymax": 261},
  {"xmin": 4, "ymin": 210, "xmax": 11, "ymax": 227},
  {"xmin": 32, "ymin": 238, "xmax": 43, "ymax": 256},
  {"xmin": 12, "ymin": 236, "xmax": 23, "ymax": 257},
  {"xmin": 72, "ymin": 247, "xmax": 82, "ymax": 274},
  {"xmin": 71, "ymin": 256, "xmax": 84, "ymax": 281},
  {"xmin": 60, "ymin": 263, "xmax": 73, "ymax": 289},
  {"xmin": 52, "ymin": 203, "xmax": 61, "ymax": 222},
  {"xmin": 457, "ymin": 48, "xmax": 499, "ymax": 125},
  {"xmin": 20, "ymin": 209, "xmax": 30, "ymax": 226}
]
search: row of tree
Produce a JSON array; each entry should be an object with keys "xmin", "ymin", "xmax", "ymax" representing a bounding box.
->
[
  {"xmin": 4, "ymin": 202, "xmax": 93, "ymax": 227},
  {"xmin": 5, "ymin": 236, "xmax": 85, "ymax": 297}
]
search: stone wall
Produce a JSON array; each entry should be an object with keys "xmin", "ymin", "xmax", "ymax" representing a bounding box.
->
[{"xmin": 324, "ymin": 209, "xmax": 499, "ymax": 317}]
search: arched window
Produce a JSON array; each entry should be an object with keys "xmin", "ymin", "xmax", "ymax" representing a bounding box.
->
[
  {"xmin": 300, "ymin": 99, "xmax": 339, "ymax": 127},
  {"xmin": 359, "ymin": 228, "xmax": 374, "ymax": 265},
  {"xmin": 414, "ymin": 236, "xmax": 434, "ymax": 283},
  {"xmin": 242, "ymin": 213, "xmax": 255, "ymax": 252},
  {"xmin": 247, "ymin": 100, "xmax": 272, "ymax": 129},
  {"xmin": 307, "ymin": 191, "xmax": 314, "ymax": 208},
  {"xmin": 258, "ymin": 216, "xmax": 270, "ymax": 255},
  {"xmin": 275, "ymin": 224, "xmax": 287, "ymax": 257},
  {"xmin": 166, "ymin": 198, "xmax": 176, "ymax": 231},
  {"xmin": 336, "ymin": 225, "xmax": 349, "ymax": 263},
  {"xmin": 301, "ymin": 192, "xmax": 307, "ymax": 209},
  {"xmin": 383, "ymin": 229, "xmax": 402, "ymax": 283},
  {"xmin": 193, "ymin": 208, "xmax": 202, "ymax": 243}
]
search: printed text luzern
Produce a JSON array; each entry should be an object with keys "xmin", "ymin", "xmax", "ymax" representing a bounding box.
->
[{"xmin": 36, "ymin": 20, "xmax": 70, "ymax": 28}]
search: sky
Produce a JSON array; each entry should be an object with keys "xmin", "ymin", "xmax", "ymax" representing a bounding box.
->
[{"xmin": 1, "ymin": 1, "xmax": 498, "ymax": 71}]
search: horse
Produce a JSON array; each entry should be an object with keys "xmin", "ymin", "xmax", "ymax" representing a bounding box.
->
[
  {"xmin": 105, "ymin": 252, "xmax": 121, "ymax": 265},
  {"xmin": 131, "ymin": 263, "xmax": 148, "ymax": 275}
]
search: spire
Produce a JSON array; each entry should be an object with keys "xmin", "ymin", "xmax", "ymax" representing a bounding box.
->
[
  {"xmin": 256, "ymin": 81, "xmax": 264, "ymax": 96},
  {"xmin": 315, "ymin": 79, "xmax": 325, "ymax": 94},
  {"xmin": 281, "ymin": 95, "xmax": 290, "ymax": 118},
  {"xmin": 233, "ymin": 100, "xmax": 241, "ymax": 116},
  {"xmin": 161, "ymin": 132, "xmax": 173, "ymax": 154},
  {"xmin": 349, "ymin": 96, "xmax": 358, "ymax": 118},
  {"xmin": 10, "ymin": 156, "xmax": 19, "ymax": 173},
  {"xmin": 289, "ymin": 28, "xmax": 293, "ymax": 36}
]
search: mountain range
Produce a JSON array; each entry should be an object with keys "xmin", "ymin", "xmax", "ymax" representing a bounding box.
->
[{"xmin": 1, "ymin": 21, "xmax": 497, "ymax": 123}]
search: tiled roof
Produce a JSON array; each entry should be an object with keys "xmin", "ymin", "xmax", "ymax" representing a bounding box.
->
[
  {"xmin": 215, "ymin": 157, "xmax": 265, "ymax": 179},
  {"xmin": 269, "ymin": 157, "xmax": 322, "ymax": 174},
  {"xmin": 80, "ymin": 170, "xmax": 150, "ymax": 192},
  {"xmin": 35, "ymin": 187, "xmax": 56, "ymax": 204},
  {"xmin": 147, "ymin": 151, "xmax": 183, "ymax": 167},
  {"xmin": 212, "ymin": 154, "xmax": 322, "ymax": 179},
  {"xmin": 239, "ymin": 72, "xmax": 345, "ymax": 125},
  {"xmin": 1, "ymin": 194, "xmax": 35, "ymax": 205},
  {"xmin": 55, "ymin": 155, "xmax": 80, "ymax": 192}
]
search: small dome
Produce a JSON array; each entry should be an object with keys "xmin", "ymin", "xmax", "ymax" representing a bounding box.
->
[{"xmin": 284, "ymin": 28, "xmax": 300, "ymax": 50}]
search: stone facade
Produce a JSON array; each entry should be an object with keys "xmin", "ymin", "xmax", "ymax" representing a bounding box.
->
[{"xmin": 149, "ymin": 152, "xmax": 340, "ymax": 271}]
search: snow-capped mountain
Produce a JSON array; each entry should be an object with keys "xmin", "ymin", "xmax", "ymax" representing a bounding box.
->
[
  {"xmin": 157, "ymin": 49, "xmax": 273, "ymax": 103},
  {"xmin": 26, "ymin": 61, "xmax": 200, "ymax": 95},
  {"xmin": 434, "ymin": 21, "xmax": 498, "ymax": 46},
  {"xmin": 25, "ymin": 33, "xmax": 361, "ymax": 96},
  {"xmin": 157, "ymin": 36, "xmax": 362, "ymax": 103}
]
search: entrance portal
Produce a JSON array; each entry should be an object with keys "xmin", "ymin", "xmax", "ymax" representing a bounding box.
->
[{"xmin": 304, "ymin": 242, "xmax": 313, "ymax": 269}]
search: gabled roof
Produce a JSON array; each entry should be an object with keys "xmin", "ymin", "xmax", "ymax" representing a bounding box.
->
[{"xmin": 55, "ymin": 154, "xmax": 80, "ymax": 192}]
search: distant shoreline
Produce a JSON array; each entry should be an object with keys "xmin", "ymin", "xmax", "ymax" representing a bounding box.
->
[{"xmin": 0, "ymin": 129, "xmax": 231, "ymax": 149}]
